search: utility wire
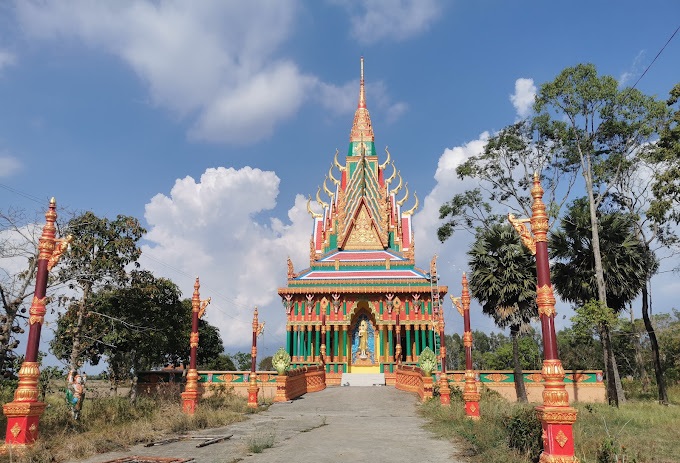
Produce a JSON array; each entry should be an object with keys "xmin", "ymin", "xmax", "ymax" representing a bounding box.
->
[{"xmin": 631, "ymin": 23, "xmax": 680, "ymax": 91}]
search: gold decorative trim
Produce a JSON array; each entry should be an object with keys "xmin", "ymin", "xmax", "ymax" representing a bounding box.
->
[{"xmin": 537, "ymin": 284, "xmax": 557, "ymax": 318}]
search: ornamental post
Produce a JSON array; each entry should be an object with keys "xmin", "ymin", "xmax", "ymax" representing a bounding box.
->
[
  {"xmin": 3, "ymin": 198, "xmax": 71, "ymax": 447},
  {"xmin": 508, "ymin": 173, "xmax": 578, "ymax": 463},
  {"xmin": 452, "ymin": 273, "xmax": 480, "ymax": 419},
  {"xmin": 395, "ymin": 311, "xmax": 402, "ymax": 364},
  {"xmin": 320, "ymin": 313, "xmax": 327, "ymax": 365},
  {"xmin": 437, "ymin": 305, "xmax": 451, "ymax": 406},
  {"xmin": 182, "ymin": 277, "xmax": 210, "ymax": 414},
  {"xmin": 248, "ymin": 307, "xmax": 265, "ymax": 408}
]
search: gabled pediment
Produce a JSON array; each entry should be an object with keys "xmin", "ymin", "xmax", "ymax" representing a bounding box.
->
[{"xmin": 341, "ymin": 200, "xmax": 385, "ymax": 250}]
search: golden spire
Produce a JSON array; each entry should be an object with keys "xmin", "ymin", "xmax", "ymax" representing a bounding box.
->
[{"xmin": 350, "ymin": 57, "xmax": 375, "ymax": 143}]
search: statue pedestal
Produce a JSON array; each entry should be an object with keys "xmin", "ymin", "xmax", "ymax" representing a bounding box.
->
[
  {"xmin": 2, "ymin": 401, "xmax": 47, "ymax": 447},
  {"xmin": 439, "ymin": 374, "xmax": 451, "ymax": 406}
]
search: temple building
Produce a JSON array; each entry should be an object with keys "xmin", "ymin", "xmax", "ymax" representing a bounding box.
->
[{"xmin": 277, "ymin": 58, "xmax": 447, "ymax": 385}]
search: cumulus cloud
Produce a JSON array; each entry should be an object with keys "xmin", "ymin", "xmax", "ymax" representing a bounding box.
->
[
  {"xmin": 140, "ymin": 166, "xmax": 310, "ymax": 349},
  {"xmin": 0, "ymin": 155, "xmax": 21, "ymax": 177},
  {"xmin": 336, "ymin": 0, "xmax": 443, "ymax": 44},
  {"xmin": 15, "ymin": 0, "xmax": 313, "ymax": 145},
  {"xmin": 510, "ymin": 78, "xmax": 536, "ymax": 119}
]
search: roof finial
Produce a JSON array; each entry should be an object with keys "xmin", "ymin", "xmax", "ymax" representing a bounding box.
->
[{"xmin": 358, "ymin": 56, "xmax": 366, "ymax": 109}]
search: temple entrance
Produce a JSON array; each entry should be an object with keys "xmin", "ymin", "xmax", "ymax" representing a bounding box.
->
[{"xmin": 348, "ymin": 302, "xmax": 379, "ymax": 373}]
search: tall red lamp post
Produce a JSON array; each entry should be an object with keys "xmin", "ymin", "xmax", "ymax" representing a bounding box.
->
[
  {"xmin": 247, "ymin": 307, "xmax": 265, "ymax": 408},
  {"xmin": 3, "ymin": 198, "xmax": 71, "ymax": 447},
  {"xmin": 452, "ymin": 273, "xmax": 480, "ymax": 419},
  {"xmin": 181, "ymin": 277, "xmax": 210, "ymax": 415},
  {"xmin": 508, "ymin": 173, "xmax": 578, "ymax": 463},
  {"xmin": 436, "ymin": 305, "xmax": 451, "ymax": 406}
]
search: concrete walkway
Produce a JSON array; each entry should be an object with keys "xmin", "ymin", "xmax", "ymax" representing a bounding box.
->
[{"xmin": 74, "ymin": 387, "xmax": 468, "ymax": 463}]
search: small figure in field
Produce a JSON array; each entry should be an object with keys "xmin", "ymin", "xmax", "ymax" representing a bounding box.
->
[{"xmin": 66, "ymin": 369, "xmax": 87, "ymax": 420}]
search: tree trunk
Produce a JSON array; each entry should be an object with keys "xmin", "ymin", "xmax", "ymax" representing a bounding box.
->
[
  {"xmin": 630, "ymin": 307, "xmax": 650, "ymax": 391},
  {"xmin": 599, "ymin": 323, "xmax": 619, "ymax": 406},
  {"xmin": 511, "ymin": 325, "xmax": 528, "ymax": 403},
  {"xmin": 586, "ymin": 183, "xmax": 625, "ymax": 406},
  {"xmin": 69, "ymin": 283, "xmax": 91, "ymax": 372},
  {"xmin": 641, "ymin": 284, "xmax": 668, "ymax": 404}
]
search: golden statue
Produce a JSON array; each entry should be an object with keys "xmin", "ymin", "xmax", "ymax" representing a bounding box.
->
[{"xmin": 358, "ymin": 320, "xmax": 368, "ymax": 357}]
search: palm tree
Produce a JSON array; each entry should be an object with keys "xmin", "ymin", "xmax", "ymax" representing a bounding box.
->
[
  {"xmin": 467, "ymin": 222, "xmax": 538, "ymax": 402},
  {"xmin": 550, "ymin": 198, "xmax": 657, "ymax": 405}
]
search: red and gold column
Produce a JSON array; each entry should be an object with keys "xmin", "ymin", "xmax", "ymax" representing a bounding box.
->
[
  {"xmin": 248, "ymin": 307, "xmax": 265, "ymax": 408},
  {"xmin": 182, "ymin": 278, "xmax": 210, "ymax": 414},
  {"xmin": 509, "ymin": 173, "xmax": 578, "ymax": 462},
  {"xmin": 4, "ymin": 198, "xmax": 71, "ymax": 447},
  {"xmin": 320, "ymin": 314, "xmax": 327, "ymax": 365},
  {"xmin": 453, "ymin": 273, "xmax": 480, "ymax": 419},
  {"xmin": 395, "ymin": 312, "xmax": 402, "ymax": 364},
  {"xmin": 437, "ymin": 307, "xmax": 451, "ymax": 406}
]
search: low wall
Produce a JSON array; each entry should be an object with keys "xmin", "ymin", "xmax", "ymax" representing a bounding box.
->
[
  {"xmin": 274, "ymin": 365, "xmax": 326, "ymax": 402},
  {"xmin": 395, "ymin": 365, "xmax": 433, "ymax": 401},
  {"xmin": 137, "ymin": 368, "xmax": 605, "ymax": 404},
  {"xmin": 443, "ymin": 370, "xmax": 605, "ymax": 403}
]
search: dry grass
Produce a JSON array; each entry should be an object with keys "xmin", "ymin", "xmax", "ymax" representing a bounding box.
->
[
  {"xmin": 421, "ymin": 385, "xmax": 680, "ymax": 463},
  {"xmin": 0, "ymin": 386, "xmax": 251, "ymax": 463}
]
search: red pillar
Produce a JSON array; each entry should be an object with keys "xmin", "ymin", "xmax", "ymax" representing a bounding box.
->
[
  {"xmin": 509, "ymin": 173, "xmax": 578, "ymax": 462},
  {"xmin": 3, "ymin": 199, "xmax": 71, "ymax": 447},
  {"xmin": 182, "ymin": 278, "xmax": 210, "ymax": 414},
  {"xmin": 454, "ymin": 274, "xmax": 480, "ymax": 419},
  {"xmin": 248, "ymin": 307, "xmax": 264, "ymax": 408},
  {"xmin": 437, "ymin": 306, "xmax": 451, "ymax": 406}
]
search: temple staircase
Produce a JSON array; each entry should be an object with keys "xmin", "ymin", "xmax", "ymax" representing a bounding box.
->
[{"xmin": 340, "ymin": 373, "xmax": 386, "ymax": 386}]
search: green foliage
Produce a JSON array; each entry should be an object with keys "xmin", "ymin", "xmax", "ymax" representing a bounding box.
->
[
  {"xmin": 231, "ymin": 351, "xmax": 252, "ymax": 371},
  {"xmin": 649, "ymin": 83, "xmax": 680, "ymax": 227},
  {"xmin": 506, "ymin": 406, "xmax": 542, "ymax": 462},
  {"xmin": 201, "ymin": 353, "xmax": 237, "ymax": 371},
  {"xmin": 258, "ymin": 356, "xmax": 273, "ymax": 371},
  {"xmin": 467, "ymin": 223, "xmax": 538, "ymax": 330},
  {"xmin": 550, "ymin": 199, "xmax": 657, "ymax": 313},
  {"xmin": 248, "ymin": 431, "xmax": 275, "ymax": 453},
  {"xmin": 557, "ymin": 326, "xmax": 604, "ymax": 370}
]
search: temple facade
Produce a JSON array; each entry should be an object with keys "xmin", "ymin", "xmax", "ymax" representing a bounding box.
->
[{"xmin": 277, "ymin": 58, "xmax": 447, "ymax": 385}]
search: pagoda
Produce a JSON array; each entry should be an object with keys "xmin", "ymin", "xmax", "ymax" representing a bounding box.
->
[{"xmin": 278, "ymin": 58, "xmax": 447, "ymax": 385}]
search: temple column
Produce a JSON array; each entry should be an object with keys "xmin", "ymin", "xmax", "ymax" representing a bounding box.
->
[
  {"xmin": 379, "ymin": 326, "xmax": 384, "ymax": 361},
  {"xmin": 286, "ymin": 325, "xmax": 292, "ymax": 358},
  {"xmin": 333, "ymin": 325, "xmax": 339, "ymax": 361},
  {"xmin": 301, "ymin": 325, "xmax": 307, "ymax": 361},
  {"xmin": 341, "ymin": 325, "xmax": 348, "ymax": 365},
  {"xmin": 315, "ymin": 325, "xmax": 321, "ymax": 362},
  {"xmin": 415, "ymin": 325, "xmax": 421, "ymax": 357},
  {"xmin": 292, "ymin": 325, "xmax": 298, "ymax": 362},
  {"xmin": 421, "ymin": 324, "xmax": 427, "ymax": 351},
  {"xmin": 405, "ymin": 324, "xmax": 412, "ymax": 361},
  {"xmin": 429, "ymin": 324, "xmax": 435, "ymax": 353},
  {"xmin": 388, "ymin": 325, "xmax": 394, "ymax": 362}
]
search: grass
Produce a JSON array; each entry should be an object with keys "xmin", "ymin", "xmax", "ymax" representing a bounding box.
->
[
  {"xmin": 420, "ymin": 384, "xmax": 680, "ymax": 463},
  {"xmin": 0, "ymin": 384, "xmax": 251, "ymax": 463},
  {"xmin": 247, "ymin": 430, "xmax": 275, "ymax": 453}
]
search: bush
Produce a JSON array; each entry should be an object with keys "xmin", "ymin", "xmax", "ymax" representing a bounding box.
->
[{"xmin": 506, "ymin": 406, "xmax": 543, "ymax": 462}]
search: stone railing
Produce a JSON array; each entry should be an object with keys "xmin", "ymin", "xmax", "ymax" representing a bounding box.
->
[
  {"xmin": 395, "ymin": 364, "xmax": 433, "ymax": 401},
  {"xmin": 274, "ymin": 365, "xmax": 327, "ymax": 402}
]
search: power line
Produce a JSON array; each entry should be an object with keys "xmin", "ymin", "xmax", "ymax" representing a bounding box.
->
[{"xmin": 631, "ymin": 23, "xmax": 680, "ymax": 91}]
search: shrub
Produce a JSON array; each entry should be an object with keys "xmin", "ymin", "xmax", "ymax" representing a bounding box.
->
[{"xmin": 506, "ymin": 406, "xmax": 543, "ymax": 462}]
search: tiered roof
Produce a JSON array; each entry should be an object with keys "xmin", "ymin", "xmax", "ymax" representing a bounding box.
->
[{"xmin": 279, "ymin": 58, "xmax": 438, "ymax": 296}]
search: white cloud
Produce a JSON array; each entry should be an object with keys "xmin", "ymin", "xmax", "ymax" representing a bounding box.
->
[
  {"xmin": 0, "ymin": 50, "xmax": 16, "ymax": 72},
  {"xmin": 336, "ymin": 0, "xmax": 443, "ymax": 44},
  {"xmin": 510, "ymin": 78, "xmax": 536, "ymax": 119},
  {"xmin": 0, "ymin": 155, "xmax": 21, "ymax": 177},
  {"xmin": 15, "ymin": 0, "xmax": 314, "ymax": 145},
  {"xmin": 140, "ymin": 166, "xmax": 310, "ymax": 350}
]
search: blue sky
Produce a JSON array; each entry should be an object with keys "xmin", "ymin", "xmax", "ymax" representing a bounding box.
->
[{"xmin": 1, "ymin": 1, "xmax": 679, "ymax": 364}]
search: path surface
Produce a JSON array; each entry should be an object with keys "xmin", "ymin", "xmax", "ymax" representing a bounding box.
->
[{"xmin": 74, "ymin": 387, "xmax": 468, "ymax": 463}]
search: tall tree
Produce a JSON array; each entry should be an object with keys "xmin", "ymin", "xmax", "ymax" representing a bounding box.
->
[
  {"xmin": 0, "ymin": 208, "xmax": 41, "ymax": 377},
  {"xmin": 550, "ymin": 198, "xmax": 657, "ymax": 404},
  {"xmin": 534, "ymin": 63, "xmax": 667, "ymax": 405},
  {"xmin": 467, "ymin": 222, "xmax": 538, "ymax": 402},
  {"xmin": 56, "ymin": 212, "xmax": 146, "ymax": 371},
  {"xmin": 439, "ymin": 120, "xmax": 576, "ymax": 241}
]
